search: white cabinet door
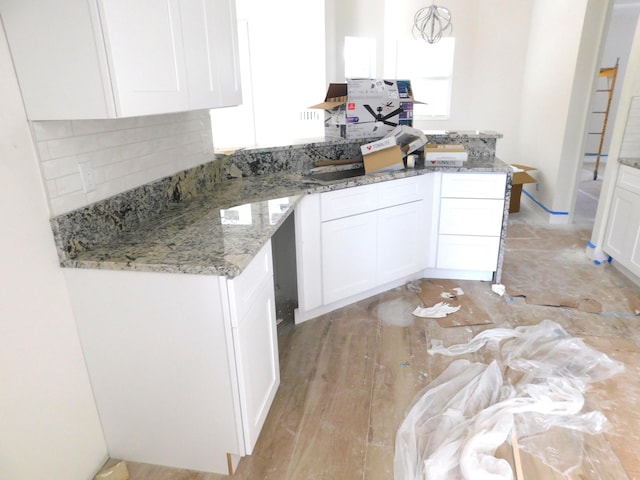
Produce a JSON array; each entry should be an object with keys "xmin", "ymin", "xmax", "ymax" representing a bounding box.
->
[
  {"xmin": 182, "ymin": 0, "xmax": 242, "ymax": 109},
  {"xmin": 227, "ymin": 241, "xmax": 279, "ymax": 455},
  {"xmin": 377, "ymin": 201, "xmax": 427, "ymax": 284},
  {"xmin": 604, "ymin": 186, "xmax": 640, "ymax": 279},
  {"xmin": 605, "ymin": 187, "xmax": 637, "ymax": 260},
  {"xmin": 322, "ymin": 211, "xmax": 377, "ymax": 304},
  {"xmin": 229, "ymin": 276, "xmax": 279, "ymax": 454},
  {"xmin": 99, "ymin": 0, "xmax": 191, "ymax": 117}
]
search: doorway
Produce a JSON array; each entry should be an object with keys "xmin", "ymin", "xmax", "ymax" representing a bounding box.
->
[{"xmin": 575, "ymin": 0, "xmax": 640, "ymax": 224}]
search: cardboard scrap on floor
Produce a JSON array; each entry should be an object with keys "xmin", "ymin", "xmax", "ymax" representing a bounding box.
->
[
  {"xmin": 415, "ymin": 279, "xmax": 493, "ymax": 327},
  {"xmin": 509, "ymin": 289, "xmax": 603, "ymax": 314}
]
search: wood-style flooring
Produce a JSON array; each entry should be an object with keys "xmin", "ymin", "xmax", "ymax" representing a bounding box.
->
[{"xmin": 107, "ymin": 199, "xmax": 640, "ymax": 479}]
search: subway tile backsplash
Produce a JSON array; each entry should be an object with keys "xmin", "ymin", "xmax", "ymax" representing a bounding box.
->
[{"xmin": 31, "ymin": 110, "xmax": 215, "ymax": 216}]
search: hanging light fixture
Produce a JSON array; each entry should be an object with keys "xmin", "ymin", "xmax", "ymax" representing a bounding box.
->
[{"xmin": 412, "ymin": 2, "xmax": 452, "ymax": 44}]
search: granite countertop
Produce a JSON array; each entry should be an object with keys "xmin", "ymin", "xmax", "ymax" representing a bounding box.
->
[
  {"xmin": 620, "ymin": 158, "xmax": 640, "ymax": 169},
  {"xmin": 57, "ymin": 155, "xmax": 511, "ymax": 278}
]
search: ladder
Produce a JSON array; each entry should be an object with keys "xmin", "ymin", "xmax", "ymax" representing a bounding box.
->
[{"xmin": 587, "ymin": 59, "xmax": 619, "ymax": 180}]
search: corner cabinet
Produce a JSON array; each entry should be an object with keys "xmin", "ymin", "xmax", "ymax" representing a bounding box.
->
[
  {"xmin": 63, "ymin": 241, "xmax": 278, "ymax": 475},
  {"xmin": 0, "ymin": 0, "xmax": 242, "ymax": 119},
  {"xmin": 604, "ymin": 165, "xmax": 640, "ymax": 277},
  {"xmin": 294, "ymin": 172, "xmax": 508, "ymax": 323},
  {"xmin": 295, "ymin": 175, "xmax": 435, "ymax": 323}
]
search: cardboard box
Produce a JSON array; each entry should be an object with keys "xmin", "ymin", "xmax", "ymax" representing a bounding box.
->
[
  {"xmin": 360, "ymin": 136, "xmax": 397, "ymax": 156},
  {"xmin": 363, "ymin": 145, "xmax": 404, "ymax": 174},
  {"xmin": 426, "ymin": 159, "xmax": 465, "ymax": 167},
  {"xmin": 387, "ymin": 125, "xmax": 427, "ymax": 154},
  {"xmin": 309, "ymin": 83, "xmax": 348, "ymax": 139},
  {"xmin": 360, "ymin": 125, "xmax": 427, "ymax": 157},
  {"xmin": 425, "ymin": 144, "xmax": 468, "ymax": 161},
  {"xmin": 310, "ymin": 79, "xmax": 418, "ymax": 140},
  {"xmin": 510, "ymin": 164, "xmax": 537, "ymax": 213}
]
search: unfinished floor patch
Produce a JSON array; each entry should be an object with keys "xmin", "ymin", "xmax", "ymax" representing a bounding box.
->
[
  {"xmin": 416, "ymin": 279, "xmax": 493, "ymax": 327},
  {"xmin": 508, "ymin": 289, "xmax": 603, "ymax": 314}
]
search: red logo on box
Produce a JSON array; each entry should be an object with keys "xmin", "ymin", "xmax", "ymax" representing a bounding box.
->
[{"xmin": 347, "ymin": 102, "xmax": 356, "ymax": 110}]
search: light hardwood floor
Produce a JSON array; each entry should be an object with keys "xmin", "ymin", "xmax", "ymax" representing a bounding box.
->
[{"xmin": 106, "ymin": 202, "xmax": 640, "ymax": 479}]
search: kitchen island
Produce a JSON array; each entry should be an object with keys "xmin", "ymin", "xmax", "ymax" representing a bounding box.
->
[{"xmin": 51, "ymin": 132, "xmax": 512, "ymax": 475}]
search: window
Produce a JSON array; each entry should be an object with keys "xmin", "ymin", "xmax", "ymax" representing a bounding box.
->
[
  {"xmin": 394, "ymin": 37, "xmax": 455, "ymax": 119},
  {"xmin": 344, "ymin": 36, "xmax": 376, "ymax": 78}
]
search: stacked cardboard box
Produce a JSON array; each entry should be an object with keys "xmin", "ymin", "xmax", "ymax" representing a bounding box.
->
[{"xmin": 424, "ymin": 144, "xmax": 468, "ymax": 166}]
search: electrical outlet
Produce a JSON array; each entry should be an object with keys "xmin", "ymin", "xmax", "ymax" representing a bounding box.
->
[{"xmin": 79, "ymin": 162, "xmax": 96, "ymax": 192}]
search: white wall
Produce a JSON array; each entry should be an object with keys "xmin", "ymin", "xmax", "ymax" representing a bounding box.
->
[
  {"xmin": 326, "ymin": 0, "xmax": 534, "ymax": 163},
  {"xmin": 0, "ymin": 23, "xmax": 108, "ymax": 480},
  {"xmin": 559, "ymin": 1, "xmax": 612, "ymax": 222},
  {"xmin": 232, "ymin": 0, "xmax": 326, "ymax": 147},
  {"xmin": 515, "ymin": 0, "xmax": 611, "ymax": 223}
]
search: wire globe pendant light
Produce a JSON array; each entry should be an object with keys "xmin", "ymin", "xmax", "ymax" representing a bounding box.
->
[{"xmin": 412, "ymin": 2, "xmax": 452, "ymax": 44}]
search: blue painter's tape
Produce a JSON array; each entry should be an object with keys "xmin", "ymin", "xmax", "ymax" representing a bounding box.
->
[
  {"xmin": 587, "ymin": 241, "xmax": 596, "ymax": 249},
  {"xmin": 522, "ymin": 189, "xmax": 569, "ymax": 215}
]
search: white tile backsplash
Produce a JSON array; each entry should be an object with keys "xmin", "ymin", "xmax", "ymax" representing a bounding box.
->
[{"xmin": 32, "ymin": 110, "xmax": 215, "ymax": 216}]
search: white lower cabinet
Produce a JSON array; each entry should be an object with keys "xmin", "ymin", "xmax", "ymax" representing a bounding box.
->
[
  {"xmin": 604, "ymin": 165, "xmax": 640, "ymax": 277},
  {"xmin": 433, "ymin": 172, "xmax": 507, "ymax": 280},
  {"xmin": 295, "ymin": 175, "xmax": 434, "ymax": 323},
  {"xmin": 64, "ymin": 241, "xmax": 278, "ymax": 475}
]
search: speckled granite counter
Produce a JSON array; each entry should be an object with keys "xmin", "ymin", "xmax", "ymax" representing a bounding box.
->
[
  {"xmin": 51, "ymin": 133, "xmax": 511, "ymax": 278},
  {"xmin": 620, "ymin": 157, "xmax": 640, "ymax": 169}
]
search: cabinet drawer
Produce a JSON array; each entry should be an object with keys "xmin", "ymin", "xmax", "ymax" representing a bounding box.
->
[
  {"xmin": 436, "ymin": 235, "xmax": 500, "ymax": 271},
  {"xmin": 618, "ymin": 165, "xmax": 640, "ymax": 195},
  {"xmin": 439, "ymin": 198, "xmax": 505, "ymax": 236},
  {"xmin": 441, "ymin": 173, "xmax": 507, "ymax": 199},
  {"xmin": 321, "ymin": 184, "xmax": 378, "ymax": 221},
  {"xmin": 378, "ymin": 175, "xmax": 423, "ymax": 209}
]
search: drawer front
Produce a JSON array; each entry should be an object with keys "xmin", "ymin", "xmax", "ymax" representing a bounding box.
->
[
  {"xmin": 436, "ymin": 235, "xmax": 500, "ymax": 271},
  {"xmin": 439, "ymin": 198, "xmax": 505, "ymax": 236},
  {"xmin": 441, "ymin": 172, "xmax": 507, "ymax": 199},
  {"xmin": 378, "ymin": 175, "xmax": 424, "ymax": 209},
  {"xmin": 618, "ymin": 164, "xmax": 640, "ymax": 195},
  {"xmin": 321, "ymin": 183, "xmax": 378, "ymax": 221}
]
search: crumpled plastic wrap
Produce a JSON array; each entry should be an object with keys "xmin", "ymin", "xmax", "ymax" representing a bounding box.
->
[{"xmin": 394, "ymin": 320, "xmax": 625, "ymax": 480}]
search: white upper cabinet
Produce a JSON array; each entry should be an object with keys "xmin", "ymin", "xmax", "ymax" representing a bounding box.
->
[
  {"xmin": 0, "ymin": 0, "xmax": 242, "ymax": 119},
  {"xmin": 181, "ymin": 0, "xmax": 242, "ymax": 109}
]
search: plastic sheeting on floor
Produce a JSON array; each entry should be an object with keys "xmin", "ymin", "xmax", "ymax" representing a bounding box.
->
[{"xmin": 394, "ymin": 320, "xmax": 625, "ymax": 480}]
